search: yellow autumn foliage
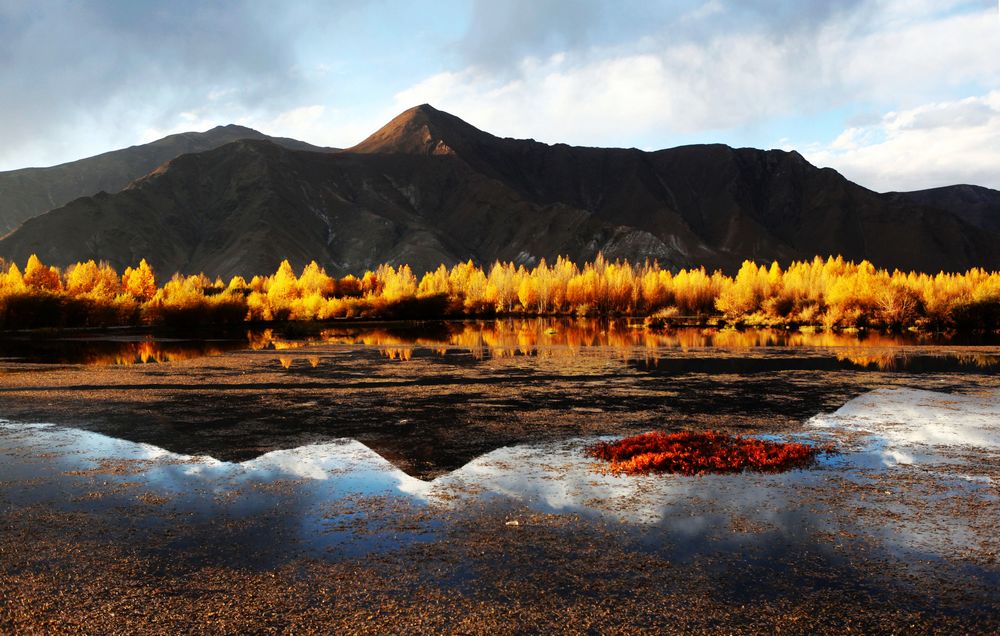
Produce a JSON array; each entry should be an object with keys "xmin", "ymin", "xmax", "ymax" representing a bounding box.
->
[{"xmin": 1, "ymin": 253, "xmax": 999, "ymax": 331}]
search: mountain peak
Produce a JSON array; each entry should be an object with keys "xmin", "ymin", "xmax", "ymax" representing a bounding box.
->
[
  {"xmin": 347, "ymin": 104, "xmax": 492, "ymax": 156},
  {"xmin": 210, "ymin": 123, "xmax": 260, "ymax": 134},
  {"xmin": 149, "ymin": 124, "xmax": 267, "ymax": 148},
  {"xmin": 389, "ymin": 103, "xmax": 454, "ymax": 127},
  {"xmin": 407, "ymin": 103, "xmax": 440, "ymax": 115}
]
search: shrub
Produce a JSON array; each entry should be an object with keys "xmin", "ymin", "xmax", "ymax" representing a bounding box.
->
[{"xmin": 587, "ymin": 430, "xmax": 824, "ymax": 475}]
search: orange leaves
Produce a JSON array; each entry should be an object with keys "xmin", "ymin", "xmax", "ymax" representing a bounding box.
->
[
  {"xmin": 1, "ymin": 252, "xmax": 999, "ymax": 331},
  {"xmin": 23, "ymin": 254, "xmax": 62, "ymax": 291},
  {"xmin": 122, "ymin": 259, "xmax": 156, "ymax": 301},
  {"xmin": 0, "ymin": 263, "xmax": 26, "ymax": 293},
  {"xmin": 66, "ymin": 260, "xmax": 121, "ymax": 298},
  {"xmin": 587, "ymin": 430, "xmax": 823, "ymax": 476},
  {"xmin": 377, "ymin": 264, "xmax": 418, "ymax": 303}
]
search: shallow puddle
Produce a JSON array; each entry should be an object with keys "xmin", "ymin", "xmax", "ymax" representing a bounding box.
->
[{"xmin": 1, "ymin": 387, "xmax": 997, "ymax": 573}]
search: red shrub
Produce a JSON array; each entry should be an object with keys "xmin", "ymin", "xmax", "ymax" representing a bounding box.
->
[{"xmin": 588, "ymin": 430, "xmax": 822, "ymax": 476}]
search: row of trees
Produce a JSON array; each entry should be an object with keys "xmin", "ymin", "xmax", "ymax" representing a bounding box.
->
[{"xmin": 1, "ymin": 254, "xmax": 998, "ymax": 331}]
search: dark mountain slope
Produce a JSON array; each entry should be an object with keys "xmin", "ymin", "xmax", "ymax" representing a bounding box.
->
[
  {"xmin": 887, "ymin": 184, "xmax": 1000, "ymax": 233},
  {"xmin": 0, "ymin": 140, "xmax": 665, "ymax": 278},
  {"xmin": 1, "ymin": 105, "xmax": 997, "ymax": 278},
  {"xmin": 0, "ymin": 125, "xmax": 335, "ymax": 234},
  {"xmin": 351, "ymin": 105, "xmax": 1000, "ymax": 272}
]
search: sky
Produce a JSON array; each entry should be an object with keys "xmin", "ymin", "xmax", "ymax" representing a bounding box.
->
[{"xmin": 1, "ymin": 0, "xmax": 999, "ymax": 191}]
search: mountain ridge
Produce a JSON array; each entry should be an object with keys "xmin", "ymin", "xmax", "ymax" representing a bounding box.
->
[
  {"xmin": 886, "ymin": 184, "xmax": 1000, "ymax": 234},
  {"xmin": 1, "ymin": 105, "xmax": 997, "ymax": 278},
  {"xmin": 0, "ymin": 125, "xmax": 337, "ymax": 235}
]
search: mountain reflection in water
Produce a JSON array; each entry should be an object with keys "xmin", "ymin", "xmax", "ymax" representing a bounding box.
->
[{"xmin": 1, "ymin": 387, "xmax": 996, "ymax": 564}]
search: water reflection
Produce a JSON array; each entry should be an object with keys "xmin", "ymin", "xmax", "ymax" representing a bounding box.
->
[
  {"xmin": 0, "ymin": 335, "xmax": 241, "ymax": 366},
  {"xmin": 809, "ymin": 387, "xmax": 1000, "ymax": 454},
  {"xmin": 253, "ymin": 319, "xmax": 1000, "ymax": 372},
  {"xmin": 2, "ymin": 386, "xmax": 996, "ymax": 565},
  {"xmin": 3, "ymin": 319, "xmax": 999, "ymax": 370}
]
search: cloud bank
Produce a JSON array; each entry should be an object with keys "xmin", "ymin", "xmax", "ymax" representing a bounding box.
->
[
  {"xmin": 0, "ymin": 0, "xmax": 307, "ymax": 167},
  {"xmin": 806, "ymin": 92, "xmax": 1000, "ymax": 191},
  {"xmin": 392, "ymin": 1, "xmax": 1000, "ymax": 189},
  {"xmin": 0, "ymin": 0, "xmax": 997, "ymax": 191}
]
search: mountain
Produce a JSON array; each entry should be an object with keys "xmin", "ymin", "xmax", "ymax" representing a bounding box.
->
[
  {"xmin": 1, "ymin": 104, "xmax": 998, "ymax": 277},
  {"xmin": 0, "ymin": 137, "xmax": 642, "ymax": 277},
  {"xmin": 0, "ymin": 125, "xmax": 336, "ymax": 234},
  {"xmin": 887, "ymin": 184, "xmax": 1000, "ymax": 234},
  {"xmin": 351, "ymin": 106, "xmax": 1000, "ymax": 272}
]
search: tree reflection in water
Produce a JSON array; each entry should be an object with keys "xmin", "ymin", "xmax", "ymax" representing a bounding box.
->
[{"xmin": 247, "ymin": 319, "xmax": 1000, "ymax": 372}]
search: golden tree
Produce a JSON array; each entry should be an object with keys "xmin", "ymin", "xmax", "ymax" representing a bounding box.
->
[
  {"xmin": 377, "ymin": 264, "xmax": 417, "ymax": 303},
  {"xmin": 23, "ymin": 254, "xmax": 62, "ymax": 291},
  {"xmin": 122, "ymin": 259, "xmax": 157, "ymax": 301},
  {"xmin": 298, "ymin": 261, "xmax": 335, "ymax": 297},
  {"xmin": 0, "ymin": 263, "xmax": 26, "ymax": 294},
  {"xmin": 65, "ymin": 260, "xmax": 121, "ymax": 299}
]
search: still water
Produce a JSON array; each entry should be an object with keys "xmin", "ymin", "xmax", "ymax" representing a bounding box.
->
[{"xmin": 2, "ymin": 318, "xmax": 999, "ymax": 371}]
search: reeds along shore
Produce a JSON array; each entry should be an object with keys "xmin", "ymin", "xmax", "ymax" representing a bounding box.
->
[{"xmin": 1, "ymin": 254, "xmax": 998, "ymax": 332}]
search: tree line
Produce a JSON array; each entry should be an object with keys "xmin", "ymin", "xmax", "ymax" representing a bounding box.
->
[{"xmin": 0, "ymin": 253, "xmax": 998, "ymax": 331}]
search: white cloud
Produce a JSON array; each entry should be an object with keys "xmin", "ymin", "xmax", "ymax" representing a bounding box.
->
[
  {"xmin": 3, "ymin": 0, "xmax": 998, "ymax": 184},
  {"xmin": 0, "ymin": 1, "xmax": 309, "ymax": 170},
  {"xmin": 261, "ymin": 105, "xmax": 327, "ymax": 138},
  {"xmin": 821, "ymin": 5, "xmax": 1000, "ymax": 104},
  {"xmin": 683, "ymin": 0, "xmax": 725, "ymax": 23},
  {"xmin": 382, "ymin": 1, "xmax": 1000, "ymax": 186},
  {"xmin": 120, "ymin": 1, "xmax": 970, "ymax": 160},
  {"xmin": 394, "ymin": 4, "xmax": 996, "ymax": 145},
  {"xmin": 805, "ymin": 92, "xmax": 1000, "ymax": 191},
  {"xmin": 129, "ymin": 101, "xmax": 398, "ymax": 154},
  {"xmin": 391, "ymin": 37, "xmax": 827, "ymax": 148}
]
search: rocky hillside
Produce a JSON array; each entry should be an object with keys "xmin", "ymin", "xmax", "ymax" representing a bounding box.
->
[
  {"xmin": 887, "ymin": 184, "xmax": 1000, "ymax": 234},
  {"xmin": 0, "ymin": 125, "xmax": 335, "ymax": 234},
  {"xmin": 1, "ymin": 105, "xmax": 997, "ymax": 277}
]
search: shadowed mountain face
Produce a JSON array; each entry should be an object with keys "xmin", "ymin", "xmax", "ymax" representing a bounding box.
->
[
  {"xmin": 1, "ymin": 104, "xmax": 998, "ymax": 277},
  {"xmin": 0, "ymin": 125, "xmax": 336, "ymax": 235},
  {"xmin": 0, "ymin": 139, "xmax": 644, "ymax": 277},
  {"xmin": 887, "ymin": 184, "xmax": 1000, "ymax": 234}
]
